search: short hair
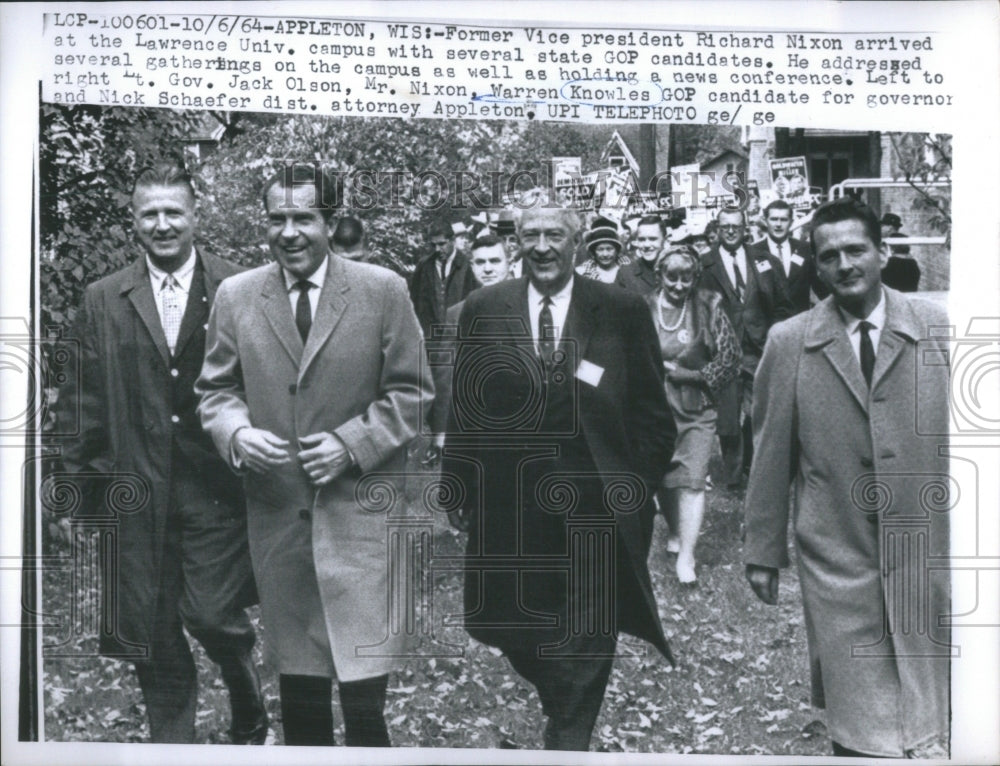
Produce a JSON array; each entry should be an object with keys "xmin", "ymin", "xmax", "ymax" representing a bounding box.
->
[
  {"xmin": 809, "ymin": 198, "xmax": 881, "ymax": 250},
  {"xmin": 332, "ymin": 216, "xmax": 363, "ymax": 249},
  {"xmin": 132, "ymin": 162, "xmax": 196, "ymax": 201},
  {"xmin": 425, "ymin": 220, "xmax": 454, "ymax": 241},
  {"xmin": 763, "ymin": 199, "xmax": 793, "ymax": 217},
  {"xmin": 656, "ymin": 244, "xmax": 703, "ymax": 281},
  {"xmin": 717, "ymin": 207, "xmax": 746, "ymax": 226},
  {"xmin": 635, "ymin": 214, "xmax": 666, "ymax": 236},
  {"xmin": 518, "ymin": 206, "xmax": 582, "ymax": 237},
  {"xmin": 704, "ymin": 220, "xmax": 719, "ymax": 236},
  {"xmin": 262, "ymin": 164, "xmax": 341, "ymax": 221},
  {"xmin": 470, "ymin": 233, "xmax": 504, "ymax": 253}
]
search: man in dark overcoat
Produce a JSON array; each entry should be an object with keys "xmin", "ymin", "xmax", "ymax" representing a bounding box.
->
[
  {"xmin": 699, "ymin": 207, "xmax": 792, "ymax": 485},
  {"xmin": 55, "ymin": 163, "xmax": 266, "ymax": 743},
  {"xmin": 442, "ymin": 205, "xmax": 676, "ymax": 751},
  {"xmin": 747, "ymin": 199, "xmax": 823, "ymax": 314}
]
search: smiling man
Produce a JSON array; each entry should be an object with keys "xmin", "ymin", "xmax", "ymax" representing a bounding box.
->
[
  {"xmin": 196, "ymin": 164, "xmax": 432, "ymax": 747},
  {"xmin": 55, "ymin": 162, "xmax": 267, "ymax": 744},
  {"xmin": 442, "ymin": 204, "xmax": 676, "ymax": 751},
  {"xmin": 748, "ymin": 199, "xmax": 821, "ymax": 314},
  {"xmin": 614, "ymin": 214, "xmax": 665, "ymax": 296},
  {"xmin": 744, "ymin": 198, "xmax": 950, "ymax": 758}
]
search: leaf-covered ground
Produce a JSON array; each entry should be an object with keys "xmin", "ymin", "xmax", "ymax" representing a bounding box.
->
[{"xmin": 42, "ymin": 444, "xmax": 829, "ymax": 755}]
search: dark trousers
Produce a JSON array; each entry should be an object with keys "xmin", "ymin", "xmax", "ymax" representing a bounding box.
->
[
  {"xmin": 279, "ymin": 673, "xmax": 390, "ymax": 746},
  {"xmin": 504, "ymin": 639, "xmax": 616, "ymax": 751},
  {"xmin": 133, "ymin": 473, "xmax": 264, "ymax": 743}
]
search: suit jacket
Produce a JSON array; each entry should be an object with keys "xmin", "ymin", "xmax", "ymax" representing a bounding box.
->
[
  {"xmin": 196, "ymin": 256, "xmax": 433, "ymax": 680},
  {"xmin": 56, "ymin": 250, "xmax": 247, "ymax": 656},
  {"xmin": 699, "ymin": 245, "xmax": 793, "ymax": 374},
  {"xmin": 409, "ymin": 249, "xmax": 478, "ymax": 337},
  {"xmin": 744, "ymin": 289, "xmax": 949, "ymax": 756},
  {"xmin": 442, "ymin": 277, "xmax": 676, "ymax": 661},
  {"xmin": 747, "ymin": 236, "xmax": 822, "ymax": 314},
  {"xmin": 613, "ymin": 257, "xmax": 659, "ymax": 297}
]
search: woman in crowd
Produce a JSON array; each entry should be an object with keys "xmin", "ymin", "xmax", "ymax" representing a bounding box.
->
[
  {"xmin": 648, "ymin": 245, "xmax": 741, "ymax": 584},
  {"xmin": 576, "ymin": 216, "xmax": 630, "ymax": 283}
]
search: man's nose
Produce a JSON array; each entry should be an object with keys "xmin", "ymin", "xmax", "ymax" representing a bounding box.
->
[
  {"xmin": 281, "ymin": 219, "xmax": 298, "ymax": 239},
  {"xmin": 154, "ymin": 212, "xmax": 171, "ymax": 230}
]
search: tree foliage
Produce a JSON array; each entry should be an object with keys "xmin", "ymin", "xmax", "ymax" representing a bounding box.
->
[{"xmin": 39, "ymin": 105, "xmax": 203, "ymax": 331}]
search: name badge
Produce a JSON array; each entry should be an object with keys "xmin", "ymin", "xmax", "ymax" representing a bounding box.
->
[
  {"xmin": 576, "ymin": 359, "xmax": 604, "ymax": 387},
  {"xmin": 791, "ymin": 254, "xmax": 805, "ymax": 267},
  {"xmin": 756, "ymin": 260, "xmax": 772, "ymax": 273}
]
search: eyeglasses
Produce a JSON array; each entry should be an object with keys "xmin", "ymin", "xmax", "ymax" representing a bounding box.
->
[{"xmin": 718, "ymin": 225, "xmax": 743, "ymax": 232}]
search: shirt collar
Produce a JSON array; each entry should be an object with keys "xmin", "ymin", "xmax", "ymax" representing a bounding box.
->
[
  {"xmin": 147, "ymin": 249, "xmax": 197, "ymax": 292},
  {"xmin": 283, "ymin": 254, "xmax": 329, "ymax": 293},
  {"xmin": 839, "ymin": 289, "xmax": 887, "ymax": 333},
  {"xmin": 722, "ymin": 244, "xmax": 745, "ymax": 260},
  {"xmin": 528, "ymin": 275, "xmax": 574, "ymax": 308}
]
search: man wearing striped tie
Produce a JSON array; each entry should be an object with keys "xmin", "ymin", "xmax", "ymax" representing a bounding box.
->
[{"xmin": 55, "ymin": 162, "xmax": 267, "ymax": 744}]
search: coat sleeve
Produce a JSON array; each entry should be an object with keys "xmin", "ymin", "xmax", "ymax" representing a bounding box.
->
[
  {"xmin": 743, "ymin": 319, "xmax": 801, "ymax": 570},
  {"xmin": 56, "ymin": 286, "xmax": 111, "ymax": 475},
  {"xmin": 195, "ymin": 278, "xmax": 253, "ymax": 468},
  {"xmin": 625, "ymin": 293, "xmax": 676, "ymax": 487},
  {"xmin": 332, "ymin": 275, "xmax": 435, "ymax": 472}
]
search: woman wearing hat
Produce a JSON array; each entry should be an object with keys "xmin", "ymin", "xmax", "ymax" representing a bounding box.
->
[
  {"xmin": 576, "ymin": 216, "xmax": 631, "ymax": 283},
  {"xmin": 648, "ymin": 245, "xmax": 740, "ymax": 584}
]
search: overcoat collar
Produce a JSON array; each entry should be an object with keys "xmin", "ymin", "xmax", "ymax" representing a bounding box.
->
[
  {"xmin": 118, "ymin": 249, "xmax": 227, "ymax": 367},
  {"xmin": 703, "ymin": 246, "xmax": 738, "ymax": 304},
  {"xmin": 803, "ymin": 287, "xmax": 925, "ymax": 412},
  {"xmin": 258, "ymin": 255, "xmax": 349, "ymax": 381}
]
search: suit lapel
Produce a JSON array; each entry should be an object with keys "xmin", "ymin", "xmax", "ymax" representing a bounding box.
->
[
  {"xmin": 806, "ymin": 300, "xmax": 869, "ymax": 413},
  {"xmin": 260, "ymin": 263, "xmax": 304, "ymax": 366},
  {"xmin": 565, "ymin": 279, "xmax": 597, "ymax": 361},
  {"xmin": 121, "ymin": 258, "xmax": 171, "ymax": 367},
  {"xmin": 172, "ymin": 258, "xmax": 207, "ymax": 359},
  {"xmin": 300, "ymin": 255, "xmax": 348, "ymax": 381},
  {"xmin": 707, "ymin": 247, "xmax": 738, "ymax": 304},
  {"xmin": 870, "ymin": 289, "xmax": 921, "ymax": 392}
]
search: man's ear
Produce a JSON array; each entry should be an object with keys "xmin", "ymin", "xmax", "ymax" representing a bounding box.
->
[
  {"xmin": 326, "ymin": 216, "xmax": 338, "ymax": 241},
  {"xmin": 877, "ymin": 240, "xmax": 891, "ymax": 269}
]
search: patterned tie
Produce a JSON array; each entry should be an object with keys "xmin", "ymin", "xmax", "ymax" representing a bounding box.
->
[
  {"xmin": 859, "ymin": 320, "xmax": 876, "ymax": 387},
  {"xmin": 538, "ymin": 296, "xmax": 556, "ymax": 376},
  {"xmin": 730, "ymin": 253, "xmax": 746, "ymax": 301},
  {"xmin": 161, "ymin": 275, "xmax": 183, "ymax": 355},
  {"xmin": 295, "ymin": 279, "xmax": 314, "ymax": 342}
]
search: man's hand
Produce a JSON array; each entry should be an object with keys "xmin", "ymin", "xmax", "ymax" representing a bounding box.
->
[
  {"xmin": 298, "ymin": 432, "xmax": 353, "ymax": 486},
  {"xmin": 745, "ymin": 564, "xmax": 779, "ymax": 605},
  {"xmin": 233, "ymin": 427, "xmax": 292, "ymax": 473}
]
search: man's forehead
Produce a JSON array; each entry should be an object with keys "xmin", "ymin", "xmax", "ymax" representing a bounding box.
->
[
  {"xmin": 521, "ymin": 209, "xmax": 571, "ymax": 229},
  {"xmin": 718, "ymin": 212, "xmax": 743, "ymax": 226},
  {"xmin": 266, "ymin": 182, "xmax": 321, "ymax": 211},
  {"xmin": 133, "ymin": 183, "xmax": 195, "ymax": 208},
  {"xmin": 767, "ymin": 210, "xmax": 791, "ymax": 219},
  {"xmin": 473, "ymin": 246, "xmax": 506, "ymax": 261}
]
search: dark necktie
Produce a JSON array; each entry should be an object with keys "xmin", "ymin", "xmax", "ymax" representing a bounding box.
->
[
  {"xmin": 295, "ymin": 280, "xmax": 314, "ymax": 342},
  {"xmin": 538, "ymin": 296, "xmax": 556, "ymax": 374},
  {"xmin": 729, "ymin": 252, "xmax": 746, "ymax": 301},
  {"xmin": 859, "ymin": 320, "xmax": 875, "ymax": 387}
]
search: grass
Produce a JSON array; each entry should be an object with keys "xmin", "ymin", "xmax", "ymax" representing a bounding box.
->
[{"xmin": 41, "ymin": 441, "xmax": 828, "ymax": 755}]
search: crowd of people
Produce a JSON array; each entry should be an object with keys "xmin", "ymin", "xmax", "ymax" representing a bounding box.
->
[{"xmin": 52, "ymin": 161, "xmax": 949, "ymax": 757}]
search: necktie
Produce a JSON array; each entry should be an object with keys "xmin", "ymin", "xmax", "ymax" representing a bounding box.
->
[
  {"xmin": 538, "ymin": 296, "xmax": 556, "ymax": 375},
  {"xmin": 295, "ymin": 280, "xmax": 314, "ymax": 342},
  {"xmin": 859, "ymin": 320, "xmax": 876, "ymax": 387},
  {"xmin": 730, "ymin": 252, "xmax": 746, "ymax": 301},
  {"xmin": 161, "ymin": 275, "xmax": 183, "ymax": 355}
]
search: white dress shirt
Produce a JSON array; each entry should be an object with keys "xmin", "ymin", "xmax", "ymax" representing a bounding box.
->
[
  {"xmin": 720, "ymin": 245, "xmax": 748, "ymax": 293},
  {"xmin": 839, "ymin": 289, "xmax": 886, "ymax": 364},
  {"xmin": 283, "ymin": 254, "xmax": 329, "ymax": 320},
  {"xmin": 147, "ymin": 249, "xmax": 197, "ymax": 326},
  {"xmin": 767, "ymin": 237, "xmax": 793, "ymax": 275},
  {"xmin": 527, "ymin": 277, "xmax": 573, "ymax": 354}
]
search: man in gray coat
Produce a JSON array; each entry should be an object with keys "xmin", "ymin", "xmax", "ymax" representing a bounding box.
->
[
  {"xmin": 197, "ymin": 165, "xmax": 433, "ymax": 747},
  {"xmin": 744, "ymin": 198, "xmax": 950, "ymax": 758},
  {"xmin": 55, "ymin": 163, "xmax": 266, "ymax": 743}
]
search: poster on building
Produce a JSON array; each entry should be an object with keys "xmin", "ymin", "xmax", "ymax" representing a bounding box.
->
[{"xmin": 768, "ymin": 156, "xmax": 811, "ymax": 210}]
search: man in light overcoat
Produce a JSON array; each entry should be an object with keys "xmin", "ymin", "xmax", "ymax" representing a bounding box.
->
[
  {"xmin": 196, "ymin": 165, "xmax": 433, "ymax": 746},
  {"xmin": 744, "ymin": 198, "xmax": 950, "ymax": 758}
]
